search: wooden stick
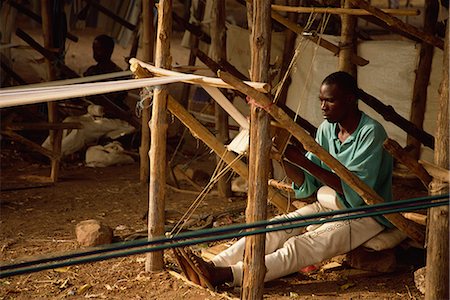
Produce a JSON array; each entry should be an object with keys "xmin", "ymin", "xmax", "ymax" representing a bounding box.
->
[
  {"xmin": 268, "ymin": 179, "xmax": 293, "ymax": 192},
  {"xmin": 1, "ymin": 130, "xmax": 57, "ymax": 159},
  {"xmin": 8, "ymin": 0, "xmax": 79, "ymax": 42},
  {"xmin": 270, "ymin": 10, "xmax": 369, "ymax": 67},
  {"xmin": 218, "ymin": 69, "xmax": 425, "ymax": 245},
  {"xmin": 41, "ymin": 0, "xmax": 61, "ymax": 183},
  {"xmin": 425, "ymin": 23, "xmax": 449, "ymax": 300},
  {"xmin": 130, "ymin": 58, "xmax": 270, "ymax": 92},
  {"xmin": 15, "ymin": 28, "xmax": 79, "ymax": 78},
  {"xmin": 146, "ymin": 0, "xmax": 171, "ymax": 272},
  {"xmin": 358, "ymin": 89, "xmax": 434, "ymax": 149},
  {"xmin": 402, "ymin": 212, "xmax": 427, "ymax": 226},
  {"xmin": 383, "ymin": 138, "xmax": 432, "ymax": 189},
  {"xmin": 271, "ymin": 5, "xmax": 420, "ymax": 16},
  {"xmin": 0, "ymin": 60, "xmax": 27, "ymax": 85},
  {"xmin": 406, "ymin": 0, "xmax": 439, "ymax": 159},
  {"xmin": 349, "ymin": 0, "xmax": 444, "ymax": 50},
  {"xmin": 6, "ymin": 122, "xmax": 83, "ymax": 130},
  {"xmin": 132, "ymin": 66, "xmax": 294, "ymax": 212},
  {"xmin": 175, "ymin": 0, "xmax": 206, "ymax": 108},
  {"xmin": 139, "ymin": 0, "xmax": 155, "ymax": 183},
  {"xmin": 242, "ymin": 1, "xmax": 271, "ymax": 297},
  {"xmin": 339, "ymin": 0, "xmax": 357, "ymax": 76},
  {"xmin": 83, "ymin": 0, "xmax": 136, "ymax": 31},
  {"xmin": 419, "ymin": 160, "xmax": 450, "ymax": 183}
]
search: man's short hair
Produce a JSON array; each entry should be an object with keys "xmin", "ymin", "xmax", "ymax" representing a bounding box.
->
[
  {"xmin": 322, "ymin": 71, "xmax": 358, "ymax": 96},
  {"xmin": 94, "ymin": 34, "xmax": 115, "ymax": 54}
]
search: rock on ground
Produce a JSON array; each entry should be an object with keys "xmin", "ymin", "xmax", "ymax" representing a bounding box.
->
[{"xmin": 75, "ymin": 219, "xmax": 113, "ymax": 247}]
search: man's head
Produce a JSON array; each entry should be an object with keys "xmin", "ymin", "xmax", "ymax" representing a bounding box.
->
[
  {"xmin": 92, "ymin": 35, "xmax": 115, "ymax": 63},
  {"xmin": 319, "ymin": 71, "xmax": 359, "ymax": 123}
]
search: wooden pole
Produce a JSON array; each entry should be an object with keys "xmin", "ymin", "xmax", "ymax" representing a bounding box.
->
[
  {"xmin": 270, "ymin": 10, "xmax": 369, "ymax": 67},
  {"xmin": 146, "ymin": 0, "xmax": 172, "ymax": 272},
  {"xmin": 133, "ymin": 63, "xmax": 294, "ymax": 213},
  {"xmin": 339, "ymin": 0, "xmax": 357, "ymax": 76},
  {"xmin": 41, "ymin": 0, "xmax": 61, "ymax": 182},
  {"xmin": 349, "ymin": 0, "xmax": 444, "ymax": 49},
  {"xmin": 272, "ymin": 0, "xmax": 299, "ymax": 153},
  {"xmin": 359, "ymin": 89, "xmax": 434, "ymax": 149},
  {"xmin": 218, "ymin": 70, "xmax": 426, "ymax": 245},
  {"xmin": 178, "ymin": 0, "xmax": 206, "ymax": 108},
  {"xmin": 140, "ymin": 0, "xmax": 155, "ymax": 183},
  {"xmin": 406, "ymin": 0, "xmax": 438, "ymax": 159},
  {"xmin": 242, "ymin": 1, "xmax": 271, "ymax": 298},
  {"xmin": 425, "ymin": 21, "xmax": 449, "ymax": 300},
  {"xmin": 270, "ymin": 5, "xmax": 420, "ymax": 16},
  {"xmin": 211, "ymin": 0, "xmax": 232, "ymax": 197},
  {"xmin": 383, "ymin": 138, "xmax": 432, "ymax": 188}
]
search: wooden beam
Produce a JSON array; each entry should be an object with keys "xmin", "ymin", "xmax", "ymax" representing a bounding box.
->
[
  {"xmin": 242, "ymin": 0, "xmax": 271, "ymax": 297},
  {"xmin": 218, "ymin": 69, "xmax": 426, "ymax": 245},
  {"xmin": 83, "ymin": 0, "xmax": 136, "ymax": 31},
  {"xmin": 130, "ymin": 58, "xmax": 270, "ymax": 92},
  {"xmin": 175, "ymin": 0, "xmax": 206, "ymax": 109},
  {"xmin": 419, "ymin": 160, "xmax": 450, "ymax": 183},
  {"xmin": 1, "ymin": 130, "xmax": 57, "ymax": 159},
  {"xmin": 15, "ymin": 28, "xmax": 80, "ymax": 78},
  {"xmin": 383, "ymin": 138, "xmax": 432, "ymax": 188},
  {"xmin": 172, "ymin": 11, "xmax": 210, "ymax": 44},
  {"xmin": 402, "ymin": 212, "xmax": 427, "ymax": 225},
  {"xmin": 146, "ymin": 0, "xmax": 172, "ymax": 272},
  {"xmin": 132, "ymin": 65, "xmax": 294, "ymax": 213},
  {"xmin": 8, "ymin": 0, "xmax": 79, "ymax": 42},
  {"xmin": 339, "ymin": 0, "xmax": 357, "ymax": 76},
  {"xmin": 349, "ymin": 0, "xmax": 444, "ymax": 49},
  {"xmin": 425, "ymin": 22, "xmax": 449, "ymax": 300},
  {"xmin": 211, "ymin": 0, "xmax": 232, "ymax": 198},
  {"xmin": 139, "ymin": 0, "xmax": 155, "ymax": 184},
  {"xmin": 0, "ymin": 60, "xmax": 27, "ymax": 85},
  {"xmin": 41, "ymin": 0, "xmax": 61, "ymax": 183},
  {"xmin": 271, "ymin": 10, "xmax": 369, "ymax": 67},
  {"xmin": 271, "ymin": 4, "xmax": 420, "ymax": 16},
  {"xmin": 358, "ymin": 89, "xmax": 434, "ymax": 149},
  {"xmin": 406, "ymin": 0, "xmax": 439, "ymax": 158}
]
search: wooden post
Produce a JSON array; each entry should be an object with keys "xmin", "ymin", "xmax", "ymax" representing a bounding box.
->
[
  {"xmin": 0, "ymin": 2, "xmax": 17, "ymax": 86},
  {"xmin": 140, "ymin": 0, "xmax": 155, "ymax": 183},
  {"xmin": 349, "ymin": 0, "xmax": 444, "ymax": 49},
  {"xmin": 339, "ymin": 0, "xmax": 357, "ymax": 76},
  {"xmin": 146, "ymin": 0, "xmax": 172, "ymax": 272},
  {"xmin": 211, "ymin": 0, "xmax": 232, "ymax": 197},
  {"xmin": 242, "ymin": 1, "xmax": 271, "ymax": 298},
  {"xmin": 406, "ymin": 0, "xmax": 438, "ymax": 159},
  {"xmin": 179, "ymin": 0, "xmax": 206, "ymax": 108},
  {"xmin": 425, "ymin": 22, "xmax": 449, "ymax": 300},
  {"xmin": 41, "ymin": 0, "xmax": 61, "ymax": 182}
]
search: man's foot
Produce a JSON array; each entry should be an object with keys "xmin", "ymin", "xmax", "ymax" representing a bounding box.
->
[
  {"xmin": 172, "ymin": 249, "xmax": 201, "ymax": 285},
  {"xmin": 184, "ymin": 248, "xmax": 233, "ymax": 288}
]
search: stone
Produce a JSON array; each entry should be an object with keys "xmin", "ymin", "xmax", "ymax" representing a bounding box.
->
[
  {"xmin": 75, "ymin": 219, "xmax": 113, "ymax": 247},
  {"xmin": 345, "ymin": 246, "xmax": 397, "ymax": 273},
  {"xmin": 414, "ymin": 267, "xmax": 426, "ymax": 294}
]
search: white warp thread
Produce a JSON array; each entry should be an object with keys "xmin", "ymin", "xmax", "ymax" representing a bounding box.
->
[{"xmin": 0, "ymin": 75, "xmax": 201, "ymax": 108}]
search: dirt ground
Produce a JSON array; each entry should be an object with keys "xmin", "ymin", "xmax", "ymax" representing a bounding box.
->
[{"xmin": 0, "ymin": 12, "xmax": 432, "ymax": 300}]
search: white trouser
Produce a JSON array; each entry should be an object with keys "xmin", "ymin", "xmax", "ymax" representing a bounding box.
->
[{"xmin": 211, "ymin": 187, "xmax": 385, "ymax": 286}]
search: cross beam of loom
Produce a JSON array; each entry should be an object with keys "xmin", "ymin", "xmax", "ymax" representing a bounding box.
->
[{"xmin": 129, "ymin": 58, "xmax": 426, "ymax": 246}]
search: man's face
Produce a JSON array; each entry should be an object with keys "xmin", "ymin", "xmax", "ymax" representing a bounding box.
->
[
  {"xmin": 319, "ymin": 83, "xmax": 353, "ymax": 123},
  {"xmin": 92, "ymin": 40, "xmax": 110, "ymax": 63}
]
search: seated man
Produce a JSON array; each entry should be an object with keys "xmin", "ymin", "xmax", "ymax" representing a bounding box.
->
[
  {"xmin": 84, "ymin": 34, "xmax": 128, "ymax": 110},
  {"xmin": 178, "ymin": 71, "xmax": 394, "ymax": 287}
]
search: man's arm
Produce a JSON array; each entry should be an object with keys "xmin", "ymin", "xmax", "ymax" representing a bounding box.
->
[{"xmin": 284, "ymin": 144, "xmax": 343, "ymax": 194}]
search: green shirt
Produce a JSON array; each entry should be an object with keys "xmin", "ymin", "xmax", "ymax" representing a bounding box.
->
[{"xmin": 293, "ymin": 112, "xmax": 393, "ymax": 227}]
